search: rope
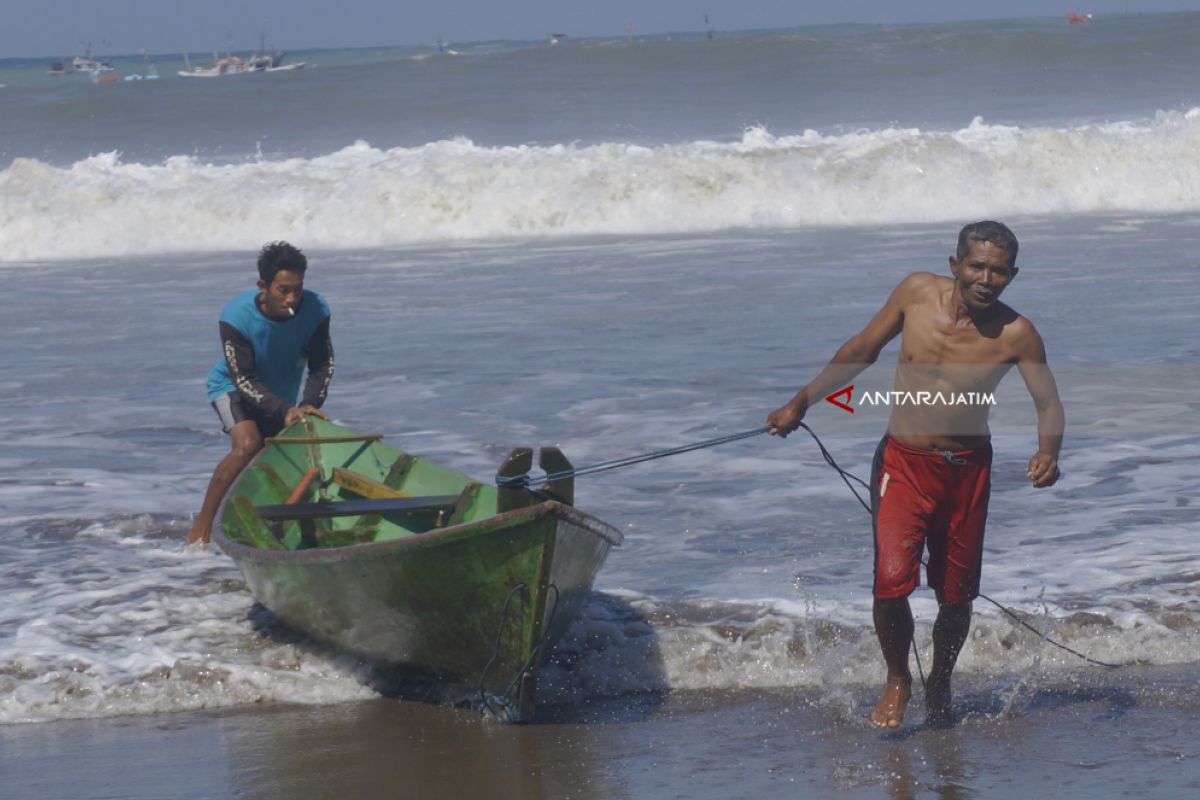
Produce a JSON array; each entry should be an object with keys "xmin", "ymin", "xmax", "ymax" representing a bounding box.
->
[
  {"xmin": 489, "ymin": 419, "xmax": 1118, "ymax": 675},
  {"xmin": 911, "ymin": 636, "xmax": 927, "ymax": 694},
  {"xmin": 479, "ymin": 582, "xmax": 529, "ymax": 722},
  {"xmin": 496, "ymin": 427, "xmax": 770, "ymax": 488},
  {"xmin": 478, "ymin": 583, "xmax": 563, "ymax": 723},
  {"xmin": 501, "ymin": 584, "xmax": 561, "ymax": 702},
  {"xmin": 796, "ymin": 422, "xmax": 871, "ymax": 512}
]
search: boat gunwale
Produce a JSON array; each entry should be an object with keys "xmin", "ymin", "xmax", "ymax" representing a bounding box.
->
[
  {"xmin": 212, "ymin": 451, "xmax": 624, "ymax": 563},
  {"xmin": 215, "ymin": 499, "xmax": 621, "ymax": 563}
]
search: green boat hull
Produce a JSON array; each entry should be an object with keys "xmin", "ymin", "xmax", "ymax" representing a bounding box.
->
[{"xmin": 213, "ymin": 418, "xmax": 621, "ymax": 720}]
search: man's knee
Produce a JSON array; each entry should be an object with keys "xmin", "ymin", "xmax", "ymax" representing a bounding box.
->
[
  {"xmin": 229, "ymin": 423, "xmax": 263, "ymax": 462},
  {"xmin": 935, "ymin": 581, "xmax": 978, "ymax": 605},
  {"xmin": 874, "ymin": 561, "xmax": 920, "ymax": 600}
]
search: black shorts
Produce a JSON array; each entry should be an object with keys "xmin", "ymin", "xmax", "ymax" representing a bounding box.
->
[{"xmin": 212, "ymin": 392, "xmax": 283, "ymax": 438}]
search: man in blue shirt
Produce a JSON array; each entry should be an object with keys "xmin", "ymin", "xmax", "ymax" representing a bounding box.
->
[{"xmin": 186, "ymin": 241, "xmax": 334, "ymax": 545}]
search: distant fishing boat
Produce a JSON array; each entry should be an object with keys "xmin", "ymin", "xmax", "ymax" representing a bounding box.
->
[
  {"xmin": 72, "ymin": 41, "xmax": 114, "ymax": 76},
  {"xmin": 178, "ymin": 50, "xmax": 306, "ymax": 78},
  {"xmin": 177, "ymin": 53, "xmax": 253, "ymax": 78},
  {"xmin": 72, "ymin": 56, "xmax": 113, "ymax": 74},
  {"xmin": 212, "ymin": 417, "xmax": 621, "ymax": 722}
]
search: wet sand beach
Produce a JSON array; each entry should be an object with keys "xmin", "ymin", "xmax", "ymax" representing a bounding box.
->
[{"xmin": 5, "ymin": 667, "xmax": 1199, "ymax": 799}]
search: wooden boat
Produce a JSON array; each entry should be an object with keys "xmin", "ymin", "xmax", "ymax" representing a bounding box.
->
[{"xmin": 212, "ymin": 417, "xmax": 621, "ymax": 721}]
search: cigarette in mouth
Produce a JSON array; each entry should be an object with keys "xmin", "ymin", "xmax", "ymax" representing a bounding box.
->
[{"xmin": 285, "ymin": 307, "xmax": 295, "ymax": 317}]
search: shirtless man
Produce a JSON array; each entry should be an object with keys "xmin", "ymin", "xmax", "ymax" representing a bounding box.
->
[
  {"xmin": 185, "ymin": 242, "xmax": 334, "ymax": 546},
  {"xmin": 766, "ymin": 221, "xmax": 1063, "ymax": 728}
]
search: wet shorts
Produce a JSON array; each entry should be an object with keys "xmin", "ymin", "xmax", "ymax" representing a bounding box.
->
[
  {"xmin": 212, "ymin": 392, "xmax": 283, "ymax": 438},
  {"xmin": 870, "ymin": 434, "xmax": 992, "ymax": 604}
]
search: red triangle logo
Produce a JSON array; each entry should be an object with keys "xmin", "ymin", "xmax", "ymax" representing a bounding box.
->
[{"xmin": 825, "ymin": 384, "xmax": 855, "ymax": 414}]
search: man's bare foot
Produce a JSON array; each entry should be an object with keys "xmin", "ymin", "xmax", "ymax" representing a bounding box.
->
[
  {"xmin": 925, "ymin": 676, "xmax": 953, "ymax": 727},
  {"xmin": 870, "ymin": 676, "xmax": 912, "ymax": 729}
]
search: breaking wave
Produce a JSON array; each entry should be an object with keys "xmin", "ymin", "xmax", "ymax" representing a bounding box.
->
[{"xmin": 5, "ymin": 109, "xmax": 1200, "ymax": 261}]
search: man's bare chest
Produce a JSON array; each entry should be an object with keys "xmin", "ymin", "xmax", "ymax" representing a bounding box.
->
[{"xmin": 899, "ymin": 309, "xmax": 1013, "ymax": 365}]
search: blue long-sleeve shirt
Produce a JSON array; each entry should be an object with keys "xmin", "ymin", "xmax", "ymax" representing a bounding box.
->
[{"xmin": 205, "ymin": 288, "xmax": 334, "ymax": 423}]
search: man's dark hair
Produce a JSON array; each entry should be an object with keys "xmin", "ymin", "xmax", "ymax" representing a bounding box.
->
[
  {"xmin": 257, "ymin": 241, "xmax": 308, "ymax": 284},
  {"xmin": 957, "ymin": 221, "xmax": 1018, "ymax": 266}
]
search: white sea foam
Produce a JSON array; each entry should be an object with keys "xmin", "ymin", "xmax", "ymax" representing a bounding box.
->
[
  {"xmin": 4, "ymin": 543, "xmax": 1194, "ymax": 724},
  {"xmin": 6, "ymin": 111, "xmax": 1200, "ymax": 262},
  {"xmin": 539, "ymin": 591, "xmax": 1200, "ymax": 701},
  {"xmin": 0, "ymin": 520, "xmax": 376, "ymax": 724}
]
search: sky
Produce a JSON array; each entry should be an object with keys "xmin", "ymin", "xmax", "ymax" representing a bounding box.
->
[{"xmin": 3, "ymin": 0, "xmax": 1200, "ymax": 58}]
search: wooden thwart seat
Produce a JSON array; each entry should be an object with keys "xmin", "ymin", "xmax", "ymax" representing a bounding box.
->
[
  {"xmin": 256, "ymin": 495, "xmax": 461, "ymax": 522},
  {"xmin": 330, "ymin": 467, "xmax": 410, "ymax": 499}
]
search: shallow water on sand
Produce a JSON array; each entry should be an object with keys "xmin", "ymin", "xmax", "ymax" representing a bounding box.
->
[{"xmin": 4, "ymin": 669, "xmax": 1199, "ymax": 799}]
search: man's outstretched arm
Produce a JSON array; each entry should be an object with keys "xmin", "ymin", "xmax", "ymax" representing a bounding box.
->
[
  {"xmin": 766, "ymin": 273, "xmax": 925, "ymax": 436},
  {"xmin": 1015, "ymin": 319, "xmax": 1064, "ymax": 488}
]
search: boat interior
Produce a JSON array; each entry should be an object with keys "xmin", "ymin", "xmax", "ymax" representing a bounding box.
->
[{"xmin": 221, "ymin": 430, "xmax": 498, "ymax": 551}]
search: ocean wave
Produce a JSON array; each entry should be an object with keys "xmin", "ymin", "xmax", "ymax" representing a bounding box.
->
[
  {"xmin": 4, "ymin": 110, "xmax": 1200, "ymax": 261},
  {"xmin": 0, "ymin": 508, "xmax": 1193, "ymax": 723},
  {"xmin": 536, "ymin": 591, "xmax": 1198, "ymax": 702}
]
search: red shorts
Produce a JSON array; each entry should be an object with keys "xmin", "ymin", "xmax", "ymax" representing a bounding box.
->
[{"xmin": 870, "ymin": 435, "xmax": 992, "ymax": 604}]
